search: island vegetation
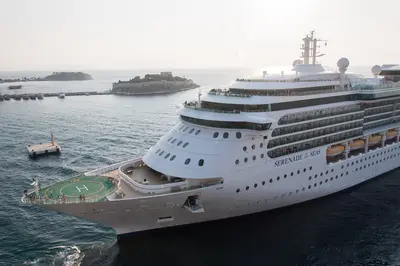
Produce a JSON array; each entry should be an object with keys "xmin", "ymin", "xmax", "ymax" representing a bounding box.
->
[
  {"xmin": 116, "ymin": 73, "xmax": 188, "ymax": 83},
  {"xmin": 0, "ymin": 72, "xmax": 92, "ymax": 84}
]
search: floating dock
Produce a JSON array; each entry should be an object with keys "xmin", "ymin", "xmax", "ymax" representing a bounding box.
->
[{"xmin": 27, "ymin": 134, "xmax": 61, "ymax": 158}]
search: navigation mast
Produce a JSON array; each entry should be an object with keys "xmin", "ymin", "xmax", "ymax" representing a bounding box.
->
[{"xmin": 300, "ymin": 31, "xmax": 327, "ymax": 65}]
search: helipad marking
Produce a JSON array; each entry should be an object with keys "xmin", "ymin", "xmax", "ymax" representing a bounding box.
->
[{"xmin": 76, "ymin": 185, "xmax": 88, "ymax": 192}]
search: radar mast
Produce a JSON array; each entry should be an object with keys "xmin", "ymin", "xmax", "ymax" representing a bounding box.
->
[{"xmin": 300, "ymin": 31, "xmax": 327, "ymax": 65}]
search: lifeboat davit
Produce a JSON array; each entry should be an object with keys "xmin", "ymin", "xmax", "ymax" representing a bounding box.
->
[
  {"xmin": 386, "ymin": 130, "xmax": 397, "ymax": 140},
  {"xmin": 327, "ymin": 145, "xmax": 345, "ymax": 157},
  {"xmin": 349, "ymin": 139, "xmax": 364, "ymax": 151},
  {"xmin": 368, "ymin": 135, "xmax": 382, "ymax": 146}
]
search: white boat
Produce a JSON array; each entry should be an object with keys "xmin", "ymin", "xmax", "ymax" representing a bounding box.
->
[
  {"xmin": 22, "ymin": 31, "xmax": 400, "ymax": 236},
  {"xmin": 57, "ymin": 93, "xmax": 65, "ymax": 99}
]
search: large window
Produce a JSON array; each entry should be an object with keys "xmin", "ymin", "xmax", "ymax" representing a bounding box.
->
[{"xmin": 181, "ymin": 115, "xmax": 271, "ymax": 131}]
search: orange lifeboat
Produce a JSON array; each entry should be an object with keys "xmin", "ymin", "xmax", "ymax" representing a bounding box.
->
[
  {"xmin": 327, "ymin": 145, "xmax": 345, "ymax": 157},
  {"xmin": 386, "ymin": 130, "xmax": 397, "ymax": 140},
  {"xmin": 368, "ymin": 135, "xmax": 382, "ymax": 146},
  {"xmin": 349, "ymin": 139, "xmax": 364, "ymax": 151}
]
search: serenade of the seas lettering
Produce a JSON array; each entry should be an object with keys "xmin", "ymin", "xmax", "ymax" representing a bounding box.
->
[{"xmin": 274, "ymin": 150, "xmax": 321, "ymax": 167}]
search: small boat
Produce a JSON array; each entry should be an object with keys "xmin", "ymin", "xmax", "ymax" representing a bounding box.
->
[
  {"xmin": 8, "ymin": 85, "xmax": 22, "ymax": 90},
  {"xmin": 0, "ymin": 95, "xmax": 4, "ymax": 101},
  {"xmin": 22, "ymin": 95, "xmax": 29, "ymax": 100},
  {"xmin": 58, "ymin": 93, "xmax": 65, "ymax": 99},
  {"xmin": 4, "ymin": 95, "xmax": 11, "ymax": 101},
  {"xmin": 29, "ymin": 94, "xmax": 36, "ymax": 100},
  {"xmin": 37, "ymin": 93, "xmax": 43, "ymax": 100},
  {"xmin": 368, "ymin": 135, "xmax": 382, "ymax": 146},
  {"xmin": 386, "ymin": 130, "xmax": 397, "ymax": 140},
  {"xmin": 326, "ymin": 145, "xmax": 345, "ymax": 157},
  {"xmin": 350, "ymin": 139, "xmax": 364, "ymax": 150},
  {"xmin": 14, "ymin": 95, "xmax": 22, "ymax": 100},
  {"xmin": 84, "ymin": 92, "xmax": 90, "ymax": 96}
]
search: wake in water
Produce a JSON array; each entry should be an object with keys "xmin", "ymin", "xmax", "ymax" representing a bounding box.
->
[{"xmin": 23, "ymin": 245, "xmax": 84, "ymax": 266}]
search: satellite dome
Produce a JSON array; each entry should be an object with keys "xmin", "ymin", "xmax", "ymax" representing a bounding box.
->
[
  {"xmin": 371, "ymin": 65, "xmax": 382, "ymax": 76},
  {"xmin": 337, "ymin": 57, "xmax": 350, "ymax": 69},
  {"xmin": 292, "ymin": 59, "xmax": 303, "ymax": 68}
]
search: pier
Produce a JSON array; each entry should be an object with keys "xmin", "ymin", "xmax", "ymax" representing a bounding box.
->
[{"xmin": 0, "ymin": 90, "xmax": 111, "ymax": 101}]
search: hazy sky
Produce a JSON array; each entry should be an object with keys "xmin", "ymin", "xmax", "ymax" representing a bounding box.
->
[{"xmin": 1, "ymin": 0, "xmax": 399, "ymax": 70}]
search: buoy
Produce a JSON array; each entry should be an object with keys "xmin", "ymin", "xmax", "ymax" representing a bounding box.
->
[
  {"xmin": 327, "ymin": 145, "xmax": 345, "ymax": 157},
  {"xmin": 350, "ymin": 139, "xmax": 364, "ymax": 150}
]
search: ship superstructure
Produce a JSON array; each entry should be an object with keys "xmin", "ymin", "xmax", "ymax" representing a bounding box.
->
[{"xmin": 22, "ymin": 32, "xmax": 400, "ymax": 236}]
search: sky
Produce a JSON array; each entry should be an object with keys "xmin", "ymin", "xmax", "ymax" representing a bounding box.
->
[{"xmin": 1, "ymin": 0, "xmax": 400, "ymax": 71}]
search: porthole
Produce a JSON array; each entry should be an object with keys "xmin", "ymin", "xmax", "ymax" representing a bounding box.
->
[
  {"xmin": 260, "ymin": 143, "xmax": 264, "ymax": 148},
  {"xmin": 246, "ymin": 186, "xmax": 249, "ymax": 190},
  {"xmin": 261, "ymin": 154, "xmax": 264, "ymax": 159},
  {"xmin": 189, "ymin": 128, "xmax": 194, "ymax": 134},
  {"xmin": 325, "ymin": 179, "xmax": 328, "ymax": 183},
  {"xmin": 198, "ymin": 159, "xmax": 204, "ymax": 166},
  {"xmin": 341, "ymin": 165, "xmax": 344, "ymax": 169},
  {"xmin": 177, "ymin": 141, "xmax": 183, "ymax": 146},
  {"xmin": 330, "ymin": 177, "xmax": 333, "ymax": 181},
  {"xmin": 223, "ymin": 132, "xmax": 229, "ymax": 139},
  {"xmin": 184, "ymin": 158, "xmax": 191, "ymax": 165},
  {"xmin": 351, "ymin": 162, "xmax": 354, "ymax": 165},
  {"xmin": 331, "ymin": 169, "xmax": 334, "ymax": 172},
  {"xmin": 309, "ymin": 176, "xmax": 312, "ymax": 180},
  {"xmin": 254, "ymin": 184, "xmax": 258, "ymax": 188},
  {"xmin": 356, "ymin": 160, "xmax": 358, "ymax": 164},
  {"xmin": 168, "ymin": 137, "xmax": 173, "ymax": 142},
  {"xmin": 252, "ymin": 155, "xmax": 256, "ymax": 161},
  {"xmin": 297, "ymin": 170, "xmax": 300, "ymax": 174},
  {"xmin": 235, "ymin": 159, "xmax": 239, "ymax": 165},
  {"xmin": 346, "ymin": 171, "xmax": 348, "ymax": 175},
  {"xmin": 236, "ymin": 132, "xmax": 242, "ymax": 139},
  {"xmin": 296, "ymin": 189, "xmax": 299, "ymax": 193},
  {"xmin": 159, "ymin": 151, "xmax": 165, "ymax": 156},
  {"xmin": 319, "ymin": 181, "xmax": 323, "ymax": 185},
  {"xmin": 244, "ymin": 158, "xmax": 248, "ymax": 163},
  {"xmin": 252, "ymin": 144, "xmax": 255, "ymax": 150},
  {"xmin": 302, "ymin": 187, "xmax": 305, "ymax": 191},
  {"xmin": 325, "ymin": 170, "xmax": 328, "ymax": 174},
  {"xmin": 303, "ymin": 168, "xmax": 306, "ymax": 172},
  {"xmin": 277, "ymin": 176, "xmax": 280, "ymax": 181},
  {"xmin": 314, "ymin": 174, "xmax": 317, "ymax": 178},
  {"xmin": 156, "ymin": 149, "xmax": 161, "ymax": 154},
  {"xmin": 291, "ymin": 172, "xmax": 294, "ymax": 176},
  {"xmin": 213, "ymin": 132, "xmax": 219, "ymax": 138},
  {"xmin": 165, "ymin": 153, "xmax": 170, "ymax": 159},
  {"xmin": 262, "ymin": 181, "xmax": 265, "ymax": 185},
  {"xmin": 171, "ymin": 139, "xmax": 177, "ymax": 144},
  {"xmin": 284, "ymin": 174, "xmax": 287, "ymax": 178},
  {"xmin": 309, "ymin": 166, "xmax": 312, "ymax": 170},
  {"xmin": 269, "ymin": 179, "xmax": 273, "ymax": 183},
  {"xmin": 236, "ymin": 189, "xmax": 240, "ymax": 193},
  {"xmin": 308, "ymin": 185, "xmax": 312, "ymax": 189},
  {"xmin": 314, "ymin": 183, "xmax": 317, "ymax": 187},
  {"xmin": 195, "ymin": 130, "xmax": 201, "ymax": 135},
  {"xmin": 243, "ymin": 146, "xmax": 247, "ymax": 152},
  {"xmin": 183, "ymin": 142, "xmax": 189, "ymax": 148},
  {"xmin": 170, "ymin": 155, "xmax": 176, "ymax": 161},
  {"xmin": 320, "ymin": 172, "xmax": 323, "ymax": 176}
]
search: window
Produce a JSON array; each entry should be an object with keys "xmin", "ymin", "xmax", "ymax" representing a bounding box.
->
[
  {"xmin": 223, "ymin": 132, "xmax": 229, "ymax": 139},
  {"xmin": 236, "ymin": 132, "xmax": 242, "ymax": 139},
  {"xmin": 246, "ymin": 186, "xmax": 249, "ymax": 190},
  {"xmin": 252, "ymin": 144, "xmax": 255, "ymax": 149},
  {"xmin": 297, "ymin": 170, "xmax": 300, "ymax": 174},
  {"xmin": 269, "ymin": 179, "xmax": 273, "ymax": 183},
  {"xmin": 177, "ymin": 141, "xmax": 183, "ymax": 146},
  {"xmin": 159, "ymin": 151, "xmax": 165, "ymax": 156},
  {"xmin": 170, "ymin": 155, "xmax": 176, "ymax": 161},
  {"xmin": 183, "ymin": 142, "xmax": 189, "ymax": 148},
  {"xmin": 235, "ymin": 159, "xmax": 239, "ymax": 165},
  {"xmin": 244, "ymin": 158, "xmax": 248, "ymax": 163},
  {"xmin": 213, "ymin": 132, "xmax": 219, "ymax": 138},
  {"xmin": 236, "ymin": 189, "xmax": 240, "ymax": 193},
  {"xmin": 198, "ymin": 159, "xmax": 204, "ymax": 166},
  {"xmin": 243, "ymin": 146, "xmax": 247, "ymax": 152},
  {"xmin": 168, "ymin": 137, "xmax": 173, "ymax": 142},
  {"xmin": 262, "ymin": 181, "xmax": 265, "ymax": 185},
  {"xmin": 183, "ymin": 127, "xmax": 188, "ymax": 132},
  {"xmin": 309, "ymin": 176, "xmax": 312, "ymax": 180},
  {"xmin": 277, "ymin": 176, "xmax": 280, "ymax": 181},
  {"xmin": 303, "ymin": 168, "xmax": 306, "ymax": 172},
  {"xmin": 253, "ymin": 156, "xmax": 256, "ymax": 161},
  {"xmin": 260, "ymin": 143, "xmax": 264, "ymax": 148},
  {"xmin": 254, "ymin": 184, "xmax": 258, "ymax": 188},
  {"xmin": 171, "ymin": 139, "xmax": 177, "ymax": 144},
  {"xmin": 309, "ymin": 166, "xmax": 312, "ymax": 170},
  {"xmin": 195, "ymin": 130, "xmax": 201, "ymax": 135},
  {"xmin": 261, "ymin": 153, "xmax": 264, "ymax": 159},
  {"xmin": 156, "ymin": 149, "xmax": 161, "ymax": 154},
  {"xmin": 189, "ymin": 128, "xmax": 194, "ymax": 134},
  {"xmin": 185, "ymin": 158, "xmax": 191, "ymax": 165},
  {"xmin": 284, "ymin": 174, "xmax": 287, "ymax": 178},
  {"xmin": 165, "ymin": 153, "xmax": 170, "ymax": 159}
]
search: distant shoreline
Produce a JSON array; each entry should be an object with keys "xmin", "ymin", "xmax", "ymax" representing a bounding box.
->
[{"xmin": 0, "ymin": 72, "xmax": 92, "ymax": 84}]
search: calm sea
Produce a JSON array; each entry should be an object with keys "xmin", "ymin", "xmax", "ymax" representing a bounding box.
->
[{"xmin": 1, "ymin": 67, "xmax": 400, "ymax": 266}]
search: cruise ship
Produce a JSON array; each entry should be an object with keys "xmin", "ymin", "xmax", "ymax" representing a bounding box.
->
[{"xmin": 22, "ymin": 31, "xmax": 400, "ymax": 236}]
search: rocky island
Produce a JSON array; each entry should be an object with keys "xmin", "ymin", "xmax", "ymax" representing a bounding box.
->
[
  {"xmin": 0, "ymin": 72, "xmax": 93, "ymax": 84},
  {"xmin": 111, "ymin": 72, "xmax": 199, "ymax": 95}
]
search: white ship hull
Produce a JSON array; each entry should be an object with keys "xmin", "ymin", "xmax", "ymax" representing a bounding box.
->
[{"xmin": 41, "ymin": 141, "xmax": 400, "ymax": 235}]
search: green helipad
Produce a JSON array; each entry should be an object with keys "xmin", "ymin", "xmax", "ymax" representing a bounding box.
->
[{"xmin": 39, "ymin": 175, "xmax": 117, "ymax": 202}]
